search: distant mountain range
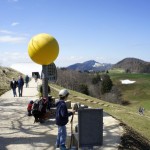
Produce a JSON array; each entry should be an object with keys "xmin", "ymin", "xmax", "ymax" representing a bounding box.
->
[
  {"xmin": 67, "ymin": 60, "xmax": 112, "ymax": 72},
  {"xmin": 66, "ymin": 58, "xmax": 150, "ymax": 73}
]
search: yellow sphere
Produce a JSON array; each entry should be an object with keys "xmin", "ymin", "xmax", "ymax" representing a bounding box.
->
[{"xmin": 28, "ymin": 33, "xmax": 59, "ymax": 65}]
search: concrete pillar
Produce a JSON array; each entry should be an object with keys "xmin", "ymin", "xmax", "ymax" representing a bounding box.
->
[{"xmin": 78, "ymin": 108, "xmax": 103, "ymax": 148}]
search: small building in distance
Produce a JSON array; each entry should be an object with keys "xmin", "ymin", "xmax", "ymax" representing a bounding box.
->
[{"xmin": 32, "ymin": 72, "xmax": 40, "ymax": 79}]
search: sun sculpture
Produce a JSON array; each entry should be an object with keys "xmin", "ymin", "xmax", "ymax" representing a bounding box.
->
[{"xmin": 28, "ymin": 33, "xmax": 59, "ymax": 99}]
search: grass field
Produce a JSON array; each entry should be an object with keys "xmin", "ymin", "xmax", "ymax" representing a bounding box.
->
[
  {"xmin": 50, "ymin": 72, "xmax": 150, "ymax": 142},
  {"xmin": 109, "ymin": 72, "xmax": 150, "ymax": 110}
]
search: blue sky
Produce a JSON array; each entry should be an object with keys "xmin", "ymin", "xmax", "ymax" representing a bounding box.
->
[{"xmin": 0, "ymin": 0, "xmax": 150, "ymax": 67}]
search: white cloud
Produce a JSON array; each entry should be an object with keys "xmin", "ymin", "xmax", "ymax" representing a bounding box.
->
[
  {"xmin": 0, "ymin": 51, "xmax": 118, "ymax": 68},
  {"xmin": 0, "ymin": 35, "xmax": 26, "ymax": 43},
  {"xmin": 11, "ymin": 22, "xmax": 19, "ymax": 26},
  {"xmin": 11, "ymin": 63, "xmax": 42, "ymax": 77},
  {"xmin": 0, "ymin": 30, "xmax": 14, "ymax": 34},
  {"xmin": 55, "ymin": 56, "xmax": 87, "ymax": 67},
  {"xmin": 0, "ymin": 51, "xmax": 31, "ymax": 66}
]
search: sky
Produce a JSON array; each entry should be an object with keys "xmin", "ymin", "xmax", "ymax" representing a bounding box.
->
[{"xmin": 0, "ymin": 0, "xmax": 150, "ymax": 68}]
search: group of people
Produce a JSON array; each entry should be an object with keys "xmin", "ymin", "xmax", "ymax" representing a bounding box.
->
[
  {"xmin": 10, "ymin": 75, "xmax": 30, "ymax": 97},
  {"xmin": 27, "ymin": 89, "xmax": 75, "ymax": 150},
  {"xmin": 10, "ymin": 73, "xmax": 74, "ymax": 149},
  {"xmin": 27, "ymin": 97, "xmax": 48, "ymax": 123}
]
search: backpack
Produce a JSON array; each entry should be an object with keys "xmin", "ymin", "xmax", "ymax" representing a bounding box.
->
[
  {"xmin": 32, "ymin": 100, "xmax": 43, "ymax": 115},
  {"xmin": 38, "ymin": 100, "xmax": 44, "ymax": 112}
]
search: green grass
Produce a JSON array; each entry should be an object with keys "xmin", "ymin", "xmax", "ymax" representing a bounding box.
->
[
  {"xmin": 50, "ymin": 72, "xmax": 150, "ymax": 142},
  {"xmin": 109, "ymin": 68, "xmax": 125, "ymax": 73},
  {"xmin": 110, "ymin": 73, "xmax": 150, "ymax": 110}
]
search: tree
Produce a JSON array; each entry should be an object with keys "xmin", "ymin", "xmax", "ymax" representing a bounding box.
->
[
  {"xmin": 106, "ymin": 70, "xmax": 109, "ymax": 74},
  {"xmin": 101, "ymin": 74, "xmax": 113, "ymax": 94},
  {"xmin": 79, "ymin": 84, "xmax": 89, "ymax": 95},
  {"xmin": 125, "ymin": 68, "xmax": 131, "ymax": 73},
  {"xmin": 92, "ymin": 74, "xmax": 101, "ymax": 84},
  {"xmin": 102, "ymin": 85, "xmax": 122, "ymax": 104}
]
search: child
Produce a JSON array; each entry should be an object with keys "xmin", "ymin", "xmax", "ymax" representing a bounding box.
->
[
  {"xmin": 27, "ymin": 100, "xmax": 34, "ymax": 116},
  {"xmin": 55, "ymin": 89, "xmax": 75, "ymax": 149}
]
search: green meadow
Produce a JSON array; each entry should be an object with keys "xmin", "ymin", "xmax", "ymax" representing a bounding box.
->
[
  {"xmin": 110, "ymin": 71, "xmax": 150, "ymax": 110},
  {"xmin": 50, "ymin": 71, "xmax": 150, "ymax": 142}
]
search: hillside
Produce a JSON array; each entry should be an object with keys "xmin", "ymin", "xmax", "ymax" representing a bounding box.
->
[
  {"xmin": 67, "ymin": 60, "xmax": 112, "ymax": 72},
  {"xmin": 66, "ymin": 58, "xmax": 150, "ymax": 73},
  {"xmin": 50, "ymin": 81, "xmax": 150, "ymax": 149},
  {"xmin": 54, "ymin": 68, "xmax": 150, "ymax": 148},
  {"xmin": 113, "ymin": 58, "xmax": 150, "ymax": 73},
  {"xmin": 0, "ymin": 66, "xmax": 24, "ymax": 95}
]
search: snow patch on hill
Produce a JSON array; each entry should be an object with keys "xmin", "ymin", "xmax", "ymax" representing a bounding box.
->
[
  {"xmin": 93, "ymin": 62, "xmax": 104, "ymax": 67},
  {"xmin": 121, "ymin": 79, "xmax": 136, "ymax": 84}
]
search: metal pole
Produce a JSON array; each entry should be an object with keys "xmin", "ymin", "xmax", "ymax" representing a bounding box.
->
[{"xmin": 42, "ymin": 65, "xmax": 48, "ymax": 100}]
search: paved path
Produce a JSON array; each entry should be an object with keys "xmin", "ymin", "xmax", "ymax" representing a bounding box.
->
[{"xmin": 0, "ymin": 79, "xmax": 123, "ymax": 150}]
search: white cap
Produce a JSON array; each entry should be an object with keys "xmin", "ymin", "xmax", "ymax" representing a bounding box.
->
[{"xmin": 59, "ymin": 89, "xmax": 69, "ymax": 97}]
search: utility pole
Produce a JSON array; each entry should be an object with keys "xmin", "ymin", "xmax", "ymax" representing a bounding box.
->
[{"xmin": 42, "ymin": 65, "xmax": 48, "ymax": 100}]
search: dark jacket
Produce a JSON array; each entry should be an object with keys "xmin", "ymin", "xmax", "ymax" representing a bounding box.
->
[
  {"xmin": 10, "ymin": 81, "xmax": 18, "ymax": 89},
  {"xmin": 18, "ymin": 78, "xmax": 24, "ymax": 87},
  {"xmin": 40, "ymin": 98, "xmax": 48, "ymax": 114},
  {"xmin": 25, "ymin": 75, "xmax": 29, "ymax": 83},
  {"xmin": 56, "ymin": 100, "xmax": 73, "ymax": 126}
]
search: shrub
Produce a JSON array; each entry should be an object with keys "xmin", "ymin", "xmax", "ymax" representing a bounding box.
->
[
  {"xmin": 38, "ymin": 84, "xmax": 51, "ymax": 97},
  {"xmin": 78, "ymin": 84, "xmax": 89, "ymax": 95}
]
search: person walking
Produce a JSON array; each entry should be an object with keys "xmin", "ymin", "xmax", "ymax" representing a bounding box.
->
[
  {"xmin": 17, "ymin": 75, "xmax": 24, "ymax": 97},
  {"xmin": 25, "ymin": 75, "xmax": 29, "ymax": 88},
  {"xmin": 34, "ymin": 74, "xmax": 38, "ymax": 82},
  {"xmin": 10, "ymin": 77, "xmax": 18, "ymax": 97},
  {"xmin": 55, "ymin": 89, "xmax": 75, "ymax": 150}
]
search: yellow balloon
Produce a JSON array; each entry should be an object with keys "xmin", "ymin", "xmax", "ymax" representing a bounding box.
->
[{"xmin": 28, "ymin": 33, "xmax": 59, "ymax": 65}]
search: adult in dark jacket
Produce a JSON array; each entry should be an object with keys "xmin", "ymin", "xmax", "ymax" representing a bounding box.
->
[
  {"xmin": 25, "ymin": 75, "xmax": 29, "ymax": 88},
  {"xmin": 10, "ymin": 77, "xmax": 18, "ymax": 97},
  {"xmin": 55, "ymin": 89, "xmax": 75, "ymax": 149},
  {"xmin": 17, "ymin": 75, "xmax": 24, "ymax": 97}
]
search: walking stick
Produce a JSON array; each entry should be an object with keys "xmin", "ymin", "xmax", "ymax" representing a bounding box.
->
[{"xmin": 69, "ymin": 114, "xmax": 74, "ymax": 149}]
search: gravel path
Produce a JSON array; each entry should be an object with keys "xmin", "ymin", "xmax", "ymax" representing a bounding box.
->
[{"xmin": 0, "ymin": 79, "xmax": 123, "ymax": 150}]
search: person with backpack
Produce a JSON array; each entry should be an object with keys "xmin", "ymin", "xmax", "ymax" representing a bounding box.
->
[
  {"xmin": 10, "ymin": 77, "xmax": 18, "ymax": 97},
  {"xmin": 55, "ymin": 89, "xmax": 75, "ymax": 149},
  {"xmin": 32, "ymin": 97, "xmax": 48, "ymax": 123}
]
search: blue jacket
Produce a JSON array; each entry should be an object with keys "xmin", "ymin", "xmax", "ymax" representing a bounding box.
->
[
  {"xmin": 56, "ymin": 100, "xmax": 73, "ymax": 126},
  {"xmin": 18, "ymin": 78, "xmax": 24, "ymax": 87}
]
